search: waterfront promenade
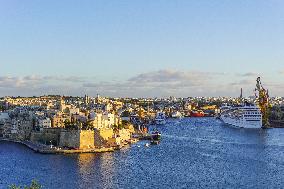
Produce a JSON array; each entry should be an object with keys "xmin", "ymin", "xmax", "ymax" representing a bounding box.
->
[{"xmin": 0, "ymin": 138, "xmax": 115, "ymax": 154}]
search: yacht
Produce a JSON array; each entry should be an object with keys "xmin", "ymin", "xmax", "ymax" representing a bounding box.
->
[{"xmin": 171, "ymin": 111, "xmax": 183, "ymax": 118}]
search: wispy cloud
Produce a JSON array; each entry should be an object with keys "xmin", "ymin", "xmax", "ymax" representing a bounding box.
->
[
  {"xmin": 237, "ymin": 72, "xmax": 259, "ymax": 77},
  {"xmin": 128, "ymin": 69, "xmax": 225, "ymax": 86},
  {"xmin": 230, "ymin": 79, "xmax": 256, "ymax": 86},
  {"xmin": 0, "ymin": 70, "xmax": 283, "ymax": 97},
  {"xmin": 83, "ymin": 70, "xmax": 231, "ymax": 97},
  {"xmin": 0, "ymin": 76, "xmax": 44, "ymax": 88},
  {"xmin": 43, "ymin": 76, "xmax": 86, "ymax": 83},
  {"xmin": 278, "ymin": 71, "xmax": 284, "ymax": 75},
  {"xmin": 0, "ymin": 75, "xmax": 86, "ymax": 89}
]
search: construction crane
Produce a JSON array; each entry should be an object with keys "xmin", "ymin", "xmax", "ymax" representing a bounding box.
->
[{"xmin": 255, "ymin": 77, "xmax": 270, "ymax": 128}]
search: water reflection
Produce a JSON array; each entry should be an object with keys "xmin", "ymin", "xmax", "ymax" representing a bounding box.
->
[
  {"xmin": 76, "ymin": 153, "xmax": 115, "ymax": 189},
  {"xmin": 96, "ymin": 153, "xmax": 115, "ymax": 189},
  {"xmin": 77, "ymin": 153, "xmax": 97, "ymax": 176}
]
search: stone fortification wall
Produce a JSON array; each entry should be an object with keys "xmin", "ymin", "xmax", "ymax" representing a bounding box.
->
[
  {"xmin": 30, "ymin": 128, "xmax": 61, "ymax": 145},
  {"xmin": 94, "ymin": 128, "xmax": 113, "ymax": 147},
  {"xmin": 79, "ymin": 130, "xmax": 95, "ymax": 149},
  {"xmin": 59, "ymin": 130, "xmax": 80, "ymax": 148},
  {"xmin": 59, "ymin": 130, "xmax": 95, "ymax": 149}
]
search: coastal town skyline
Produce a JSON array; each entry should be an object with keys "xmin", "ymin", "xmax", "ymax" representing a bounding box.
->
[{"xmin": 1, "ymin": 1, "xmax": 284, "ymax": 97}]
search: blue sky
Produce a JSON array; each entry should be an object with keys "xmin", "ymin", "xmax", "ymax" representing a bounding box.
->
[{"xmin": 0, "ymin": 0, "xmax": 284, "ymax": 97}]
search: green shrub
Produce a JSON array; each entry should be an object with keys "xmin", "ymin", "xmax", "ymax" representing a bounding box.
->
[{"xmin": 9, "ymin": 180, "xmax": 42, "ymax": 189}]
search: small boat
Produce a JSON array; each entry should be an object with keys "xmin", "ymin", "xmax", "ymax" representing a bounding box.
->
[
  {"xmin": 151, "ymin": 130, "xmax": 161, "ymax": 140},
  {"xmin": 150, "ymin": 140, "xmax": 160, "ymax": 145},
  {"xmin": 145, "ymin": 143, "xmax": 150, "ymax": 147},
  {"xmin": 171, "ymin": 111, "xmax": 183, "ymax": 118},
  {"xmin": 150, "ymin": 130, "xmax": 161, "ymax": 145}
]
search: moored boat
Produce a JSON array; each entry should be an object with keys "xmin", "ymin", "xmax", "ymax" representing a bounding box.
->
[
  {"xmin": 220, "ymin": 77, "xmax": 270, "ymax": 129},
  {"xmin": 220, "ymin": 103, "xmax": 262, "ymax": 129},
  {"xmin": 150, "ymin": 130, "xmax": 161, "ymax": 145},
  {"xmin": 171, "ymin": 111, "xmax": 183, "ymax": 118},
  {"xmin": 191, "ymin": 110, "xmax": 205, "ymax": 117},
  {"xmin": 151, "ymin": 130, "xmax": 161, "ymax": 141}
]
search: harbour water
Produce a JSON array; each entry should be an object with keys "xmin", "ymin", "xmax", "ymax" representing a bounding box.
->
[{"xmin": 1, "ymin": 118, "xmax": 284, "ymax": 189}]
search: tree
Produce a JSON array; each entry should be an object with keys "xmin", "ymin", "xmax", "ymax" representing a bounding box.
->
[
  {"xmin": 64, "ymin": 119, "xmax": 72, "ymax": 129},
  {"xmin": 113, "ymin": 124, "xmax": 118, "ymax": 131},
  {"xmin": 270, "ymin": 106, "xmax": 283, "ymax": 121},
  {"xmin": 86, "ymin": 120, "xmax": 93, "ymax": 130},
  {"xmin": 121, "ymin": 120, "xmax": 130, "ymax": 126},
  {"xmin": 64, "ymin": 119, "xmax": 71, "ymax": 126},
  {"xmin": 9, "ymin": 180, "xmax": 42, "ymax": 189}
]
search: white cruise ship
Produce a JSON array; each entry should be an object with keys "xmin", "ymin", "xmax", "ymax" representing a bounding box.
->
[{"xmin": 220, "ymin": 103, "xmax": 262, "ymax": 129}]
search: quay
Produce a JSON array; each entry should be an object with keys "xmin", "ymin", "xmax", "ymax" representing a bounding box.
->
[
  {"xmin": 0, "ymin": 132, "xmax": 152, "ymax": 155},
  {"xmin": 270, "ymin": 120, "xmax": 284, "ymax": 128},
  {"xmin": 0, "ymin": 138, "xmax": 114, "ymax": 154}
]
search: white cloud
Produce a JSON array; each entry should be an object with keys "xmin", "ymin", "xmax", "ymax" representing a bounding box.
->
[
  {"xmin": 0, "ymin": 76, "xmax": 43, "ymax": 88},
  {"xmin": 237, "ymin": 72, "xmax": 259, "ymax": 77},
  {"xmin": 230, "ymin": 79, "xmax": 256, "ymax": 86},
  {"xmin": 83, "ymin": 70, "xmax": 231, "ymax": 97},
  {"xmin": 0, "ymin": 70, "xmax": 283, "ymax": 97}
]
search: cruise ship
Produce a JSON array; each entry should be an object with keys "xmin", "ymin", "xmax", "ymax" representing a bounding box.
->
[{"xmin": 220, "ymin": 102, "xmax": 262, "ymax": 129}]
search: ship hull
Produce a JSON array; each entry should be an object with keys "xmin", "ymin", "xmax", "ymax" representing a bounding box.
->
[
  {"xmin": 220, "ymin": 116, "xmax": 262, "ymax": 129},
  {"xmin": 191, "ymin": 113, "xmax": 204, "ymax": 117}
]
